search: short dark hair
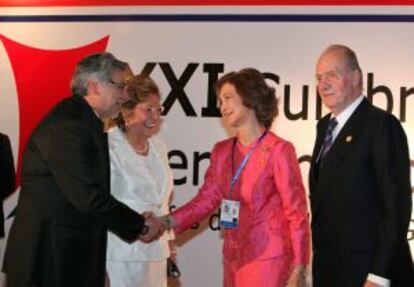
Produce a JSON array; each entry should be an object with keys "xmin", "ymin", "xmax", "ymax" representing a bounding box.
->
[
  {"xmin": 71, "ymin": 52, "xmax": 129, "ymax": 96},
  {"xmin": 216, "ymin": 68, "xmax": 278, "ymax": 129}
]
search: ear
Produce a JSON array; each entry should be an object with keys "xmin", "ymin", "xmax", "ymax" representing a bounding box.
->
[
  {"xmin": 352, "ymin": 70, "xmax": 361, "ymax": 87},
  {"xmin": 120, "ymin": 109, "xmax": 131, "ymax": 120},
  {"xmin": 87, "ymin": 80, "xmax": 100, "ymax": 96}
]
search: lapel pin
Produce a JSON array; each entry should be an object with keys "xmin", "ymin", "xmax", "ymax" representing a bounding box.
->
[{"xmin": 346, "ymin": 135, "xmax": 353, "ymax": 143}]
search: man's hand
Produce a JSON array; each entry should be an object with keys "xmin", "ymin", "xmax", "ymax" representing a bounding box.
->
[{"xmin": 138, "ymin": 212, "xmax": 166, "ymax": 243}]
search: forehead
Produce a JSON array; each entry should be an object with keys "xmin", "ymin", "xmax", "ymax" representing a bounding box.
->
[
  {"xmin": 316, "ymin": 51, "xmax": 348, "ymax": 73},
  {"xmin": 111, "ymin": 68, "xmax": 131, "ymax": 80},
  {"xmin": 138, "ymin": 93, "xmax": 160, "ymax": 103},
  {"xmin": 218, "ymin": 82, "xmax": 237, "ymax": 95}
]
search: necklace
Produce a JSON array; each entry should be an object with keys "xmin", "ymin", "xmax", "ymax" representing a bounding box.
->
[
  {"xmin": 124, "ymin": 132, "xmax": 149, "ymax": 155},
  {"xmin": 131, "ymin": 140, "xmax": 149, "ymax": 155}
]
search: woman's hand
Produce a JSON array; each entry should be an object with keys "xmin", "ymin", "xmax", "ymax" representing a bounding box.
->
[
  {"xmin": 286, "ymin": 265, "xmax": 307, "ymax": 287},
  {"xmin": 169, "ymin": 240, "xmax": 177, "ymax": 262}
]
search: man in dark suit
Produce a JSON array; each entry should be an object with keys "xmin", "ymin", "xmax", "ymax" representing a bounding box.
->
[
  {"xmin": 309, "ymin": 45, "xmax": 413, "ymax": 287},
  {"xmin": 2, "ymin": 52, "xmax": 164, "ymax": 287},
  {"xmin": 0, "ymin": 133, "xmax": 15, "ymax": 237}
]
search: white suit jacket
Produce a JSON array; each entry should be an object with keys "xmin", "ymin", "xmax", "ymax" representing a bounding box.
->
[{"xmin": 106, "ymin": 127, "xmax": 174, "ymax": 261}]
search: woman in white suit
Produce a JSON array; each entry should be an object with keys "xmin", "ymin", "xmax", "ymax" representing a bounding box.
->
[{"xmin": 106, "ymin": 74, "xmax": 174, "ymax": 287}]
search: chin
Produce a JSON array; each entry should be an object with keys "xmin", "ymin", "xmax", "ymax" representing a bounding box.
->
[{"xmin": 223, "ymin": 117, "xmax": 236, "ymax": 126}]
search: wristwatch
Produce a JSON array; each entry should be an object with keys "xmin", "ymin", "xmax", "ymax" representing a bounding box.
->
[{"xmin": 141, "ymin": 224, "xmax": 149, "ymax": 235}]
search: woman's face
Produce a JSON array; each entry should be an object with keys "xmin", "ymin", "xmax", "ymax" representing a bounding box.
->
[
  {"xmin": 218, "ymin": 83, "xmax": 255, "ymax": 128},
  {"xmin": 123, "ymin": 93, "xmax": 162, "ymax": 139}
]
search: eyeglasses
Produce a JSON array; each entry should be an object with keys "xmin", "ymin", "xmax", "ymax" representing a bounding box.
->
[{"xmin": 108, "ymin": 80, "xmax": 127, "ymax": 89}]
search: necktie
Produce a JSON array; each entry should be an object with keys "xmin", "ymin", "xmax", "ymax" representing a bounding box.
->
[{"xmin": 319, "ymin": 117, "xmax": 338, "ymax": 161}]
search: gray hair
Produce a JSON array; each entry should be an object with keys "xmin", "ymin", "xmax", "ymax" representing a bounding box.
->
[
  {"xmin": 70, "ymin": 52, "xmax": 129, "ymax": 96},
  {"xmin": 323, "ymin": 44, "xmax": 363, "ymax": 90}
]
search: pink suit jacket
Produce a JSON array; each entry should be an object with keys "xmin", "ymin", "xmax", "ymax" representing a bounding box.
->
[{"xmin": 172, "ymin": 131, "xmax": 310, "ymax": 267}]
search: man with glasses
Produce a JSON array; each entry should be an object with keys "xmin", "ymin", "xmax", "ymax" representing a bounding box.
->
[
  {"xmin": 309, "ymin": 44, "xmax": 413, "ymax": 287},
  {"xmin": 3, "ymin": 52, "xmax": 165, "ymax": 287}
]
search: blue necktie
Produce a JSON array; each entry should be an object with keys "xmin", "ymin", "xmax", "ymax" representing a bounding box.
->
[{"xmin": 319, "ymin": 117, "xmax": 338, "ymax": 161}]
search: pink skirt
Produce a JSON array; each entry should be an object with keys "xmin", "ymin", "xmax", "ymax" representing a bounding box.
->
[{"xmin": 223, "ymin": 255, "xmax": 293, "ymax": 287}]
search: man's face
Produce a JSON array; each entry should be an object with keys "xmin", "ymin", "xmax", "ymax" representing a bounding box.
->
[
  {"xmin": 98, "ymin": 68, "xmax": 132, "ymax": 119},
  {"xmin": 316, "ymin": 51, "xmax": 360, "ymax": 116}
]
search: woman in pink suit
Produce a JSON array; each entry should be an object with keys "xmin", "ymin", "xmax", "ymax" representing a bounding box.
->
[{"xmin": 165, "ymin": 68, "xmax": 310, "ymax": 287}]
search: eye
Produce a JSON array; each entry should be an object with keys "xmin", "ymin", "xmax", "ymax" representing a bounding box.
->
[
  {"xmin": 316, "ymin": 75, "xmax": 322, "ymax": 83},
  {"xmin": 327, "ymin": 70, "xmax": 340, "ymax": 79},
  {"xmin": 327, "ymin": 71, "xmax": 334, "ymax": 78}
]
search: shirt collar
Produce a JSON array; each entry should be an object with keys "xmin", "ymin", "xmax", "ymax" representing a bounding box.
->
[{"xmin": 332, "ymin": 95, "xmax": 364, "ymax": 139}]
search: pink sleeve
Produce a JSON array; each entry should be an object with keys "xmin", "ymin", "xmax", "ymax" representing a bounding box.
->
[
  {"xmin": 273, "ymin": 141, "xmax": 310, "ymax": 265},
  {"xmin": 171, "ymin": 144, "xmax": 223, "ymax": 234}
]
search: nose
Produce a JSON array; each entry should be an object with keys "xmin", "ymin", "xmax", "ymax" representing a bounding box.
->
[
  {"xmin": 152, "ymin": 110, "xmax": 161, "ymax": 121},
  {"xmin": 318, "ymin": 77, "xmax": 331, "ymax": 93},
  {"xmin": 219, "ymin": 101, "xmax": 227, "ymax": 114},
  {"xmin": 120, "ymin": 89, "xmax": 130, "ymax": 102}
]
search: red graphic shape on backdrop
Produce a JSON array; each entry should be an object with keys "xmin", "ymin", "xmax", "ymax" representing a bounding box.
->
[{"xmin": 0, "ymin": 35, "xmax": 109, "ymax": 188}]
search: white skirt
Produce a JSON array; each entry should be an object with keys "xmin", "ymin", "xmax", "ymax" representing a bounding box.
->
[{"xmin": 106, "ymin": 260, "xmax": 167, "ymax": 287}]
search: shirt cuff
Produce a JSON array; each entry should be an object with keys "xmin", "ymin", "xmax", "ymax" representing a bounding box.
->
[{"xmin": 367, "ymin": 274, "xmax": 390, "ymax": 287}]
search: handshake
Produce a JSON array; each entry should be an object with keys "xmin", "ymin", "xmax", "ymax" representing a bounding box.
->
[{"xmin": 138, "ymin": 212, "xmax": 175, "ymax": 243}]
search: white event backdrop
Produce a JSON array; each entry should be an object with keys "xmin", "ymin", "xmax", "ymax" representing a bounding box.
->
[{"xmin": 0, "ymin": 6, "xmax": 413, "ymax": 287}]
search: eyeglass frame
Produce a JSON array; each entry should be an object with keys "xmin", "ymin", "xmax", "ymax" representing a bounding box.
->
[{"xmin": 108, "ymin": 79, "xmax": 128, "ymax": 89}]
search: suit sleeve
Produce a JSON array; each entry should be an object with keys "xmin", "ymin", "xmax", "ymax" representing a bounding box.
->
[
  {"xmin": 46, "ymin": 121, "xmax": 145, "ymax": 242},
  {"xmin": 370, "ymin": 114, "xmax": 412, "ymax": 277},
  {"xmin": 273, "ymin": 141, "xmax": 311, "ymax": 265},
  {"xmin": 0, "ymin": 135, "xmax": 15, "ymax": 200},
  {"xmin": 171, "ymin": 143, "xmax": 223, "ymax": 234}
]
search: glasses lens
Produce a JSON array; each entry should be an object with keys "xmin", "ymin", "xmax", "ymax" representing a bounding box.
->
[{"xmin": 109, "ymin": 80, "xmax": 127, "ymax": 89}]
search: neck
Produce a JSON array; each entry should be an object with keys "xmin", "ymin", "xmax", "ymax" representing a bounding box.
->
[
  {"xmin": 332, "ymin": 93, "xmax": 361, "ymax": 117},
  {"xmin": 236, "ymin": 122, "xmax": 266, "ymax": 146},
  {"xmin": 124, "ymin": 130, "xmax": 148, "ymax": 153},
  {"xmin": 84, "ymin": 95, "xmax": 107, "ymax": 120},
  {"xmin": 84, "ymin": 94, "xmax": 117, "ymax": 120}
]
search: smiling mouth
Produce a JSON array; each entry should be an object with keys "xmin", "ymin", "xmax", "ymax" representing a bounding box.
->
[
  {"xmin": 144, "ymin": 122, "xmax": 156, "ymax": 128},
  {"xmin": 321, "ymin": 92, "xmax": 334, "ymax": 98}
]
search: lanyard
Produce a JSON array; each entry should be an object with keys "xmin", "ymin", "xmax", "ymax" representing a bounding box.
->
[{"xmin": 229, "ymin": 130, "xmax": 268, "ymax": 198}]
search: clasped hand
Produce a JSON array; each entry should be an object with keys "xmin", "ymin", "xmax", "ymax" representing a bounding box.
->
[{"xmin": 138, "ymin": 211, "xmax": 167, "ymax": 243}]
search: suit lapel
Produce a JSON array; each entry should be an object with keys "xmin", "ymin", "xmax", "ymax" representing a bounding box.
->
[{"xmin": 311, "ymin": 99, "xmax": 369, "ymax": 218}]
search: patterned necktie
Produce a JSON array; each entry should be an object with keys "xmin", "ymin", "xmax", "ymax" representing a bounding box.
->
[{"xmin": 319, "ymin": 117, "xmax": 338, "ymax": 161}]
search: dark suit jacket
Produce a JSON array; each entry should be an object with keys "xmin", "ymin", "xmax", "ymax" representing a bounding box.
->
[
  {"xmin": 0, "ymin": 133, "xmax": 15, "ymax": 236},
  {"xmin": 3, "ymin": 96, "xmax": 146, "ymax": 287},
  {"xmin": 309, "ymin": 98, "xmax": 413, "ymax": 287}
]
